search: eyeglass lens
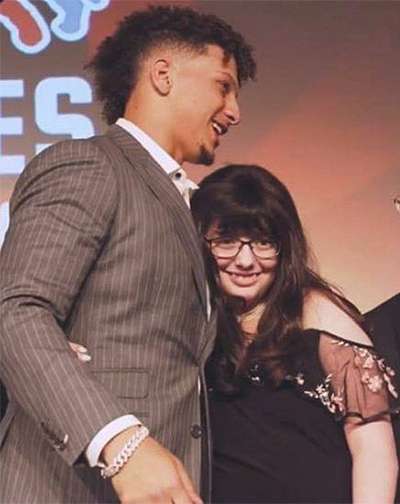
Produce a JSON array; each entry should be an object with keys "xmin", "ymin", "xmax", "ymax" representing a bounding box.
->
[{"xmin": 210, "ymin": 238, "xmax": 279, "ymax": 259}]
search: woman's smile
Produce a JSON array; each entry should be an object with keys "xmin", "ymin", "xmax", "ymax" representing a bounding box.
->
[{"xmin": 224, "ymin": 270, "xmax": 262, "ymax": 287}]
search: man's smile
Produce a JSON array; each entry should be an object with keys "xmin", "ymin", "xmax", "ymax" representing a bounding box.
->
[{"xmin": 212, "ymin": 120, "xmax": 228, "ymax": 136}]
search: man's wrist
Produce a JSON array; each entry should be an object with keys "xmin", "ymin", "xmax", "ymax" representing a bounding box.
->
[
  {"xmin": 85, "ymin": 415, "xmax": 141, "ymax": 467},
  {"xmin": 102, "ymin": 425, "xmax": 144, "ymax": 466},
  {"xmin": 100, "ymin": 425, "xmax": 149, "ymax": 479}
]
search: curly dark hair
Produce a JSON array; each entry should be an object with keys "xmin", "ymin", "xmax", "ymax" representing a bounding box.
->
[
  {"xmin": 191, "ymin": 165, "xmax": 363, "ymax": 393},
  {"xmin": 86, "ymin": 4, "xmax": 256, "ymax": 125}
]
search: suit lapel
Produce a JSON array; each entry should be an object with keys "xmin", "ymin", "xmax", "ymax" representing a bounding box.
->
[{"xmin": 105, "ymin": 125, "xmax": 208, "ymax": 316}]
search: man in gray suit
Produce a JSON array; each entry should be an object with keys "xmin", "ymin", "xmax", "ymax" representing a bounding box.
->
[{"xmin": 0, "ymin": 5, "xmax": 256, "ymax": 503}]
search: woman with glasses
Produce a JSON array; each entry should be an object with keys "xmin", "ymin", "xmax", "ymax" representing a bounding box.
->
[{"xmin": 191, "ymin": 164, "xmax": 399, "ymax": 503}]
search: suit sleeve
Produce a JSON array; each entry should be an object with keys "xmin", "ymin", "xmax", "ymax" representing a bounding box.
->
[{"xmin": 0, "ymin": 139, "xmax": 131, "ymax": 465}]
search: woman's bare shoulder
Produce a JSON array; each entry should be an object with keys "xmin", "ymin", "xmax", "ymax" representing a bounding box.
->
[{"xmin": 302, "ymin": 290, "xmax": 372, "ymax": 346}]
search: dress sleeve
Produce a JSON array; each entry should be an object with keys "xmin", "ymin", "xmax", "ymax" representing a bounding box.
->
[{"xmin": 291, "ymin": 331, "xmax": 400, "ymax": 423}]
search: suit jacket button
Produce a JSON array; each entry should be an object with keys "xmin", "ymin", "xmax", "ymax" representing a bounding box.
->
[{"xmin": 190, "ymin": 424, "xmax": 203, "ymax": 439}]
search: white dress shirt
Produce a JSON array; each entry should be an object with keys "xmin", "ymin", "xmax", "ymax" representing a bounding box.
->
[
  {"xmin": 86, "ymin": 118, "xmax": 200, "ymax": 467},
  {"xmin": 117, "ymin": 118, "xmax": 198, "ymax": 205}
]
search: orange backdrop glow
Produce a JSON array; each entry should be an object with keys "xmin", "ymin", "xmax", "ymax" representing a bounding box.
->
[{"xmin": 1, "ymin": 0, "xmax": 399, "ymax": 311}]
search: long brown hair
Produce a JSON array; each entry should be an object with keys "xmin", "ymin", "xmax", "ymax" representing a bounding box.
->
[{"xmin": 191, "ymin": 164, "xmax": 362, "ymax": 392}]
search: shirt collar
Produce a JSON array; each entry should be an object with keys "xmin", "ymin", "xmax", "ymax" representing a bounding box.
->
[{"xmin": 116, "ymin": 117, "xmax": 180, "ymax": 176}]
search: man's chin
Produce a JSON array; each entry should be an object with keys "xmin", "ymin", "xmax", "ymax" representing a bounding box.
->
[{"xmin": 196, "ymin": 146, "xmax": 215, "ymax": 166}]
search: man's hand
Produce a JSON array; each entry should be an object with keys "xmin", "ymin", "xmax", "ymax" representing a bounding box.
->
[
  {"xmin": 67, "ymin": 344, "xmax": 200, "ymax": 502},
  {"xmin": 103, "ymin": 426, "xmax": 203, "ymax": 504}
]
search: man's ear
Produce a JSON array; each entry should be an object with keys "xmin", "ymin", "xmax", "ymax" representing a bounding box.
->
[{"xmin": 150, "ymin": 58, "xmax": 172, "ymax": 96}]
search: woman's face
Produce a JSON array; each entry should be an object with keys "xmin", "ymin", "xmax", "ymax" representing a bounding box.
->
[{"xmin": 206, "ymin": 224, "xmax": 279, "ymax": 307}]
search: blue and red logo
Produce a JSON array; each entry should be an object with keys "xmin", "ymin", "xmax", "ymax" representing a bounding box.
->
[{"xmin": 0, "ymin": 0, "xmax": 110, "ymax": 54}]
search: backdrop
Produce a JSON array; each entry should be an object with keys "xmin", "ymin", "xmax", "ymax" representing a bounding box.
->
[{"xmin": 1, "ymin": 0, "xmax": 399, "ymax": 311}]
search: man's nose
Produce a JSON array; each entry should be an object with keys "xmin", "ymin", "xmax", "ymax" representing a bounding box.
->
[
  {"xmin": 234, "ymin": 244, "xmax": 255, "ymax": 267},
  {"xmin": 225, "ymin": 94, "xmax": 240, "ymax": 126}
]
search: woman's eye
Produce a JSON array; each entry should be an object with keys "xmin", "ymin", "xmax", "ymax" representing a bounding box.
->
[{"xmin": 255, "ymin": 240, "xmax": 273, "ymax": 248}]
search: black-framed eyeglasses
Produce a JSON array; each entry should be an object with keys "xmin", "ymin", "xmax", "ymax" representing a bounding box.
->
[{"xmin": 205, "ymin": 236, "xmax": 280, "ymax": 260}]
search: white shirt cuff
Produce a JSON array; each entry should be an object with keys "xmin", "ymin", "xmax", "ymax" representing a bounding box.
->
[{"xmin": 85, "ymin": 414, "xmax": 142, "ymax": 467}]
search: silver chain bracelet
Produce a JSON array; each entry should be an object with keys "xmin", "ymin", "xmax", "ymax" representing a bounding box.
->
[{"xmin": 100, "ymin": 425, "xmax": 149, "ymax": 479}]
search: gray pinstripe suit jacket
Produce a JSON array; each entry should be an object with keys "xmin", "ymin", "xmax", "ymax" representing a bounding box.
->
[{"xmin": 0, "ymin": 125, "xmax": 216, "ymax": 503}]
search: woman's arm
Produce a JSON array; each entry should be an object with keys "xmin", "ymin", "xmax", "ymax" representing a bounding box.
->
[
  {"xmin": 303, "ymin": 290, "xmax": 399, "ymax": 503},
  {"xmin": 345, "ymin": 419, "xmax": 398, "ymax": 504}
]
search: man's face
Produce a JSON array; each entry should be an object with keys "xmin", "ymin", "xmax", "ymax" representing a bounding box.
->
[{"xmin": 169, "ymin": 45, "xmax": 240, "ymax": 165}]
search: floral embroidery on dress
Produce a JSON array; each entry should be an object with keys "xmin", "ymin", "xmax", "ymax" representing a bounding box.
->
[
  {"xmin": 333, "ymin": 340, "xmax": 398, "ymax": 399},
  {"xmin": 291, "ymin": 372, "xmax": 305, "ymax": 386},
  {"xmin": 302, "ymin": 374, "xmax": 345, "ymax": 415},
  {"xmin": 247, "ymin": 362, "xmax": 266, "ymax": 386},
  {"xmin": 377, "ymin": 357, "xmax": 398, "ymax": 398},
  {"xmin": 291, "ymin": 338, "xmax": 398, "ymax": 418},
  {"xmin": 361, "ymin": 372, "xmax": 383, "ymax": 393}
]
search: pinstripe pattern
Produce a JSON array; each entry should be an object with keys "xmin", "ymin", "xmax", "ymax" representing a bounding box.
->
[{"xmin": 0, "ymin": 125, "xmax": 215, "ymax": 503}]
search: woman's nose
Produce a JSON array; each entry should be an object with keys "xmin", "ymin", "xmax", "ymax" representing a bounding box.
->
[{"xmin": 234, "ymin": 243, "xmax": 256, "ymax": 268}]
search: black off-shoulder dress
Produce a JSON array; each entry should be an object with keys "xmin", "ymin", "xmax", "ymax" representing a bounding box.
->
[{"xmin": 209, "ymin": 329, "xmax": 399, "ymax": 504}]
